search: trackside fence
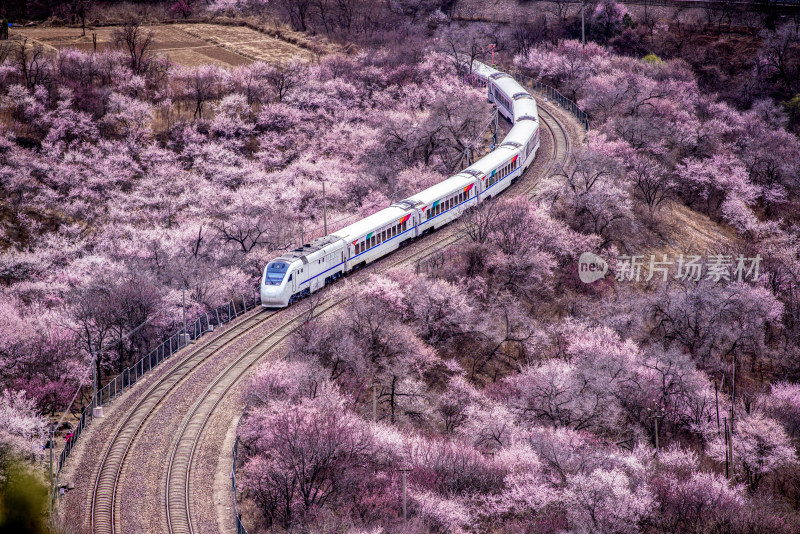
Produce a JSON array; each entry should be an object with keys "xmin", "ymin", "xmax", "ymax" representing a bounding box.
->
[
  {"xmin": 50, "ymin": 289, "xmax": 262, "ymax": 510},
  {"xmin": 231, "ymin": 438, "xmax": 250, "ymax": 534},
  {"xmin": 504, "ymin": 69, "xmax": 590, "ymax": 132}
]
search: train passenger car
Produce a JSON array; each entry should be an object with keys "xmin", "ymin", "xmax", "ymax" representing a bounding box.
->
[
  {"xmin": 488, "ymin": 72, "xmax": 519, "ymax": 122},
  {"xmin": 502, "ymin": 109, "xmax": 539, "ymax": 171},
  {"xmin": 334, "ymin": 205, "xmax": 418, "ymax": 270},
  {"xmin": 403, "ymin": 173, "xmax": 480, "ymax": 235},
  {"xmin": 468, "ymin": 145, "xmax": 524, "ymax": 200},
  {"xmin": 261, "ymin": 235, "xmax": 348, "ymax": 306}
]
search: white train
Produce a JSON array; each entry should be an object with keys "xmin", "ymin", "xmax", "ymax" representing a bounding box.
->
[{"xmin": 261, "ymin": 61, "xmax": 541, "ymax": 307}]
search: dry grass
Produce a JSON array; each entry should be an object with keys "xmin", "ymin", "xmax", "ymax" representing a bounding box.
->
[
  {"xmin": 10, "ymin": 22, "xmax": 322, "ymax": 67},
  {"xmin": 631, "ymin": 201, "xmax": 740, "ymax": 264}
]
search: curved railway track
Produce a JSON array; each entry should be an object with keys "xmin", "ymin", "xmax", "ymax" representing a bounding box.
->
[
  {"xmin": 90, "ymin": 312, "xmax": 274, "ymax": 534},
  {"xmin": 88, "ymin": 101, "xmax": 574, "ymax": 534}
]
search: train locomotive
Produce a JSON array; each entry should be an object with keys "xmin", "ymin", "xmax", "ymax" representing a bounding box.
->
[{"xmin": 261, "ymin": 61, "xmax": 541, "ymax": 307}]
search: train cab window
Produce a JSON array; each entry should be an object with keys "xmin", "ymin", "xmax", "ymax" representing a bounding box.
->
[
  {"xmin": 265, "ymin": 261, "xmax": 289, "ymax": 285},
  {"xmin": 288, "ymin": 274, "xmax": 292, "ymax": 281}
]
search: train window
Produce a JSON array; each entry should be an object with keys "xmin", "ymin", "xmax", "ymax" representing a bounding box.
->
[
  {"xmin": 371, "ymin": 236, "xmax": 376, "ymax": 247},
  {"xmin": 288, "ymin": 274, "xmax": 292, "ymax": 281},
  {"xmin": 382, "ymin": 230, "xmax": 386, "ymax": 241}
]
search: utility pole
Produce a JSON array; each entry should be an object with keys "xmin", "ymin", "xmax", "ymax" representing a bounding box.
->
[
  {"xmin": 653, "ymin": 416, "xmax": 659, "ymax": 454},
  {"xmin": 49, "ymin": 425, "xmax": 55, "ymax": 481},
  {"xmin": 731, "ymin": 355, "xmax": 736, "ymax": 432},
  {"xmin": 322, "ymin": 181, "xmax": 328, "ymax": 236},
  {"xmin": 724, "ymin": 417, "xmax": 730, "ymax": 478},
  {"xmin": 728, "ymin": 411, "xmax": 735, "ymax": 477},
  {"xmin": 488, "ymin": 43, "xmax": 496, "ymax": 66},
  {"xmin": 91, "ymin": 349, "xmax": 103, "ymax": 417},
  {"xmin": 373, "ymin": 383, "xmax": 378, "ymax": 422},
  {"xmin": 714, "ymin": 380, "xmax": 720, "ymax": 432},
  {"xmin": 182, "ymin": 286, "xmax": 187, "ymax": 345},
  {"xmin": 493, "ymin": 108, "xmax": 498, "ymax": 147},
  {"xmin": 399, "ymin": 467, "xmax": 411, "ymax": 521},
  {"xmin": 581, "ymin": 1, "xmax": 586, "ymax": 48}
]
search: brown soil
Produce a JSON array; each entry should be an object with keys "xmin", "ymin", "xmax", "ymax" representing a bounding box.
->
[{"xmin": 10, "ymin": 22, "xmax": 319, "ymax": 67}]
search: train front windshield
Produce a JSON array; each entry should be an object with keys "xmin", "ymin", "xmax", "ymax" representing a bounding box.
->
[{"xmin": 265, "ymin": 262, "xmax": 289, "ymax": 285}]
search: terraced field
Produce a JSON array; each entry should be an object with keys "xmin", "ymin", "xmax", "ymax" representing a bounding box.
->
[{"xmin": 11, "ymin": 22, "xmax": 320, "ymax": 67}]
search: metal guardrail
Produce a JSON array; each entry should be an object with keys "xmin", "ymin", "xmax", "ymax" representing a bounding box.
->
[
  {"xmin": 49, "ymin": 289, "xmax": 262, "ymax": 510},
  {"xmin": 503, "ymin": 68, "xmax": 590, "ymax": 132},
  {"xmin": 231, "ymin": 438, "xmax": 250, "ymax": 534}
]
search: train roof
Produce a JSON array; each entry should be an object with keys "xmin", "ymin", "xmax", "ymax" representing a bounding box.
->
[
  {"xmin": 492, "ymin": 76, "xmax": 527, "ymax": 101},
  {"xmin": 512, "ymin": 98, "xmax": 538, "ymax": 122},
  {"xmin": 402, "ymin": 174, "xmax": 477, "ymax": 206},
  {"xmin": 465, "ymin": 145, "xmax": 520, "ymax": 175},
  {"xmin": 502, "ymin": 121, "xmax": 539, "ymax": 148},
  {"xmin": 332, "ymin": 205, "xmax": 413, "ymax": 242},
  {"xmin": 275, "ymin": 235, "xmax": 345, "ymax": 265}
]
